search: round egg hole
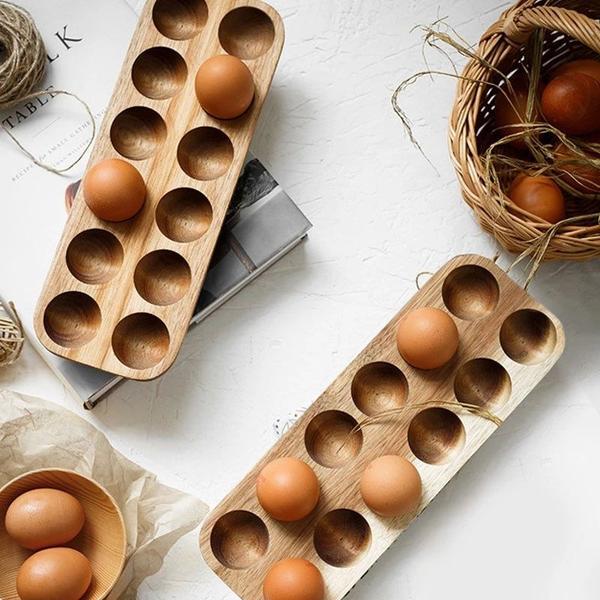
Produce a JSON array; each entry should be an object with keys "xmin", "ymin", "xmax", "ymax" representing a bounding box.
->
[
  {"xmin": 132, "ymin": 47, "xmax": 187, "ymax": 100},
  {"xmin": 454, "ymin": 358, "xmax": 511, "ymax": 410},
  {"xmin": 313, "ymin": 509, "xmax": 371, "ymax": 567},
  {"xmin": 43, "ymin": 292, "xmax": 101, "ymax": 348},
  {"xmin": 500, "ymin": 309, "xmax": 557, "ymax": 365},
  {"xmin": 110, "ymin": 107, "xmax": 167, "ymax": 160},
  {"xmin": 305, "ymin": 410, "xmax": 362, "ymax": 469},
  {"xmin": 442, "ymin": 265, "xmax": 500, "ymax": 321},
  {"xmin": 408, "ymin": 408, "xmax": 465, "ymax": 465},
  {"xmin": 134, "ymin": 250, "xmax": 191, "ymax": 306},
  {"xmin": 66, "ymin": 229, "xmax": 123, "ymax": 285},
  {"xmin": 210, "ymin": 510, "xmax": 269, "ymax": 570},
  {"xmin": 219, "ymin": 7, "xmax": 275, "ymax": 59},
  {"xmin": 112, "ymin": 313, "xmax": 170, "ymax": 370},
  {"xmin": 177, "ymin": 127, "xmax": 234, "ymax": 181},
  {"xmin": 156, "ymin": 188, "xmax": 212, "ymax": 243},
  {"xmin": 351, "ymin": 362, "xmax": 408, "ymax": 416},
  {"xmin": 152, "ymin": 0, "xmax": 208, "ymax": 40}
]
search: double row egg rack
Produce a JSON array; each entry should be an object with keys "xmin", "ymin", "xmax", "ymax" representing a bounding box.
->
[{"xmin": 35, "ymin": 0, "xmax": 284, "ymax": 380}]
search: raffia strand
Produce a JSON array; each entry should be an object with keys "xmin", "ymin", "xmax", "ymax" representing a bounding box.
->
[{"xmin": 336, "ymin": 401, "xmax": 502, "ymax": 457}]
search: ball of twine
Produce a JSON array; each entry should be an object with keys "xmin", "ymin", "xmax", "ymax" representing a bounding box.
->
[
  {"xmin": 0, "ymin": 0, "xmax": 95, "ymax": 173},
  {"xmin": 0, "ymin": 1, "xmax": 46, "ymax": 109},
  {"xmin": 0, "ymin": 300, "xmax": 24, "ymax": 368}
]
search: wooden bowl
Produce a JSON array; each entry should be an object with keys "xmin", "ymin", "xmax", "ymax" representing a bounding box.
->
[{"xmin": 0, "ymin": 469, "xmax": 127, "ymax": 600}]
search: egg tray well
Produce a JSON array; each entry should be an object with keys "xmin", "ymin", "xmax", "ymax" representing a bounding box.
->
[
  {"xmin": 33, "ymin": 0, "xmax": 284, "ymax": 380},
  {"xmin": 199, "ymin": 254, "xmax": 565, "ymax": 600}
]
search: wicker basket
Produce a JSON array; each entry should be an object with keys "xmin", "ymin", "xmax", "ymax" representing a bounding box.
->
[{"xmin": 450, "ymin": 0, "xmax": 600, "ymax": 261}]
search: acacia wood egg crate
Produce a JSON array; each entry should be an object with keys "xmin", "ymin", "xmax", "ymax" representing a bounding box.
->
[
  {"xmin": 200, "ymin": 254, "xmax": 565, "ymax": 600},
  {"xmin": 34, "ymin": 0, "xmax": 284, "ymax": 380}
]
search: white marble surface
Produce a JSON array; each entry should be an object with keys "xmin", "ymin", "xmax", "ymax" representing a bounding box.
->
[{"xmin": 4, "ymin": 0, "xmax": 600, "ymax": 598}]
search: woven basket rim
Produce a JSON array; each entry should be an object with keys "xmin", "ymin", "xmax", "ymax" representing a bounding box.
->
[{"xmin": 449, "ymin": 0, "xmax": 600, "ymax": 261}]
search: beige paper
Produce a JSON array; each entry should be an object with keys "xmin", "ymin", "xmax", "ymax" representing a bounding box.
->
[{"xmin": 0, "ymin": 390, "xmax": 207, "ymax": 599}]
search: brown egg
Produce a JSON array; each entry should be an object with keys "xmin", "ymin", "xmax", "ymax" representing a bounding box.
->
[
  {"xmin": 195, "ymin": 55, "xmax": 255, "ymax": 119},
  {"xmin": 554, "ymin": 133, "xmax": 600, "ymax": 196},
  {"xmin": 256, "ymin": 457, "xmax": 320, "ymax": 522},
  {"xmin": 5, "ymin": 488, "xmax": 85, "ymax": 550},
  {"xmin": 495, "ymin": 75, "xmax": 542, "ymax": 149},
  {"xmin": 396, "ymin": 307, "xmax": 459, "ymax": 370},
  {"xmin": 16, "ymin": 547, "xmax": 92, "ymax": 600},
  {"xmin": 541, "ymin": 72, "xmax": 600, "ymax": 136},
  {"xmin": 263, "ymin": 558, "xmax": 325, "ymax": 600},
  {"xmin": 83, "ymin": 158, "xmax": 146, "ymax": 222},
  {"xmin": 509, "ymin": 174, "xmax": 566, "ymax": 224},
  {"xmin": 552, "ymin": 58, "xmax": 600, "ymax": 83},
  {"xmin": 360, "ymin": 455, "xmax": 422, "ymax": 518}
]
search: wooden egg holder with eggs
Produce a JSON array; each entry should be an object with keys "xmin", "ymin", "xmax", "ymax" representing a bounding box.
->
[
  {"xmin": 33, "ymin": 0, "xmax": 284, "ymax": 380},
  {"xmin": 200, "ymin": 254, "xmax": 565, "ymax": 600}
]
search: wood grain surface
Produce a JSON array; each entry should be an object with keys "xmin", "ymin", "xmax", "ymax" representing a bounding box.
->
[
  {"xmin": 199, "ymin": 254, "xmax": 565, "ymax": 600},
  {"xmin": 34, "ymin": 0, "xmax": 284, "ymax": 380}
]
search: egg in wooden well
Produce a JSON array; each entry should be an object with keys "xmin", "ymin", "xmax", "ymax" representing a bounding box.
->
[
  {"xmin": 396, "ymin": 307, "xmax": 459, "ymax": 370},
  {"xmin": 195, "ymin": 55, "xmax": 255, "ymax": 119},
  {"xmin": 83, "ymin": 158, "xmax": 146, "ymax": 222},
  {"xmin": 508, "ymin": 174, "xmax": 566, "ymax": 223},
  {"xmin": 5, "ymin": 488, "xmax": 85, "ymax": 550},
  {"xmin": 256, "ymin": 457, "xmax": 320, "ymax": 522},
  {"xmin": 263, "ymin": 558, "xmax": 325, "ymax": 600},
  {"xmin": 16, "ymin": 547, "xmax": 92, "ymax": 600},
  {"xmin": 360, "ymin": 455, "xmax": 422, "ymax": 518},
  {"xmin": 541, "ymin": 72, "xmax": 600, "ymax": 136}
]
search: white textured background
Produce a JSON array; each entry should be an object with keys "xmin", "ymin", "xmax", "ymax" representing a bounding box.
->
[{"xmin": 5, "ymin": 1, "xmax": 600, "ymax": 598}]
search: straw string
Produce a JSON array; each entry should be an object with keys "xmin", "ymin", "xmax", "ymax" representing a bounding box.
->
[
  {"xmin": 336, "ymin": 400, "xmax": 502, "ymax": 457},
  {"xmin": 351, "ymin": 401, "xmax": 504, "ymax": 435}
]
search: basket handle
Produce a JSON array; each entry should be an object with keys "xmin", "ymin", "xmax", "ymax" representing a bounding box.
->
[{"xmin": 493, "ymin": 4, "xmax": 600, "ymax": 52}]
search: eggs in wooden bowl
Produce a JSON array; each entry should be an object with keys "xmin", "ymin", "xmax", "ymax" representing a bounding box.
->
[{"xmin": 0, "ymin": 469, "xmax": 126, "ymax": 600}]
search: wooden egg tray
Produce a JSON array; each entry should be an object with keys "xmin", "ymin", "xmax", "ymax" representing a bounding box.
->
[
  {"xmin": 34, "ymin": 0, "xmax": 284, "ymax": 380},
  {"xmin": 199, "ymin": 254, "xmax": 565, "ymax": 600}
]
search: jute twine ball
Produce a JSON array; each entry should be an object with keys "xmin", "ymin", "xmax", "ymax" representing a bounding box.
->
[
  {"xmin": 0, "ymin": 0, "xmax": 46, "ymax": 110},
  {"xmin": 0, "ymin": 301, "xmax": 24, "ymax": 368},
  {"xmin": 0, "ymin": 1, "xmax": 95, "ymax": 172}
]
